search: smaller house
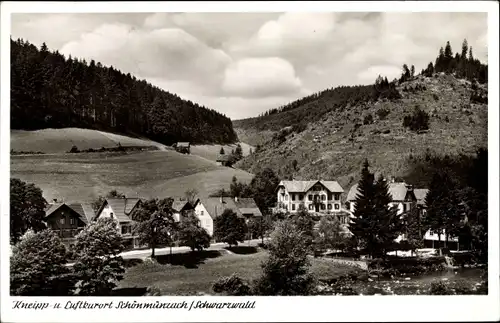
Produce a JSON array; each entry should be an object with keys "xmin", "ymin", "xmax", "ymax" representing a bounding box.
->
[
  {"xmin": 45, "ymin": 200, "xmax": 95, "ymax": 247},
  {"xmin": 171, "ymin": 198, "xmax": 196, "ymax": 222},
  {"xmin": 193, "ymin": 196, "xmax": 262, "ymax": 239},
  {"xmin": 94, "ymin": 198, "xmax": 143, "ymax": 249},
  {"xmin": 216, "ymin": 154, "xmax": 232, "ymax": 167},
  {"xmin": 175, "ymin": 142, "xmax": 191, "ymax": 154}
]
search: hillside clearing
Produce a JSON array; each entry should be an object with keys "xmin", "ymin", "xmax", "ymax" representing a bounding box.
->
[
  {"xmin": 11, "ymin": 150, "xmax": 254, "ymax": 203},
  {"xmin": 190, "ymin": 142, "xmax": 254, "ymax": 162}
]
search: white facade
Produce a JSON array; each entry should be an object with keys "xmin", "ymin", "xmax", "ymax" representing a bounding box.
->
[
  {"xmin": 96, "ymin": 203, "xmax": 136, "ymax": 244},
  {"xmin": 194, "ymin": 202, "xmax": 214, "ymax": 236},
  {"xmin": 277, "ymin": 185, "xmax": 342, "ymax": 214}
]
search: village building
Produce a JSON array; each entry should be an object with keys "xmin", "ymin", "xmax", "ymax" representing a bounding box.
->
[
  {"xmin": 346, "ymin": 182, "xmax": 459, "ymax": 250},
  {"xmin": 171, "ymin": 198, "xmax": 196, "ymax": 222},
  {"xmin": 94, "ymin": 197, "xmax": 142, "ymax": 249},
  {"xmin": 44, "ymin": 200, "xmax": 95, "ymax": 247},
  {"xmin": 193, "ymin": 196, "xmax": 262, "ymax": 238},
  {"xmin": 216, "ymin": 154, "xmax": 232, "ymax": 167},
  {"xmin": 275, "ymin": 179, "xmax": 347, "ymax": 219},
  {"xmin": 175, "ymin": 142, "xmax": 191, "ymax": 154}
]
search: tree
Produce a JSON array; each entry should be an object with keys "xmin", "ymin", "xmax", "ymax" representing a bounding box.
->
[
  {"xmin": 91, "ymin": 189, "xmax": 126, "ymax": 213},
  {"xmin": 72, "ymin": 218, "xmax": 125, "ymax": 295},
  {"xmin": 253, "ymin": 219, "xmax": 316, "ymax": 295},
  {"xmin": 220, "ymin": 146, "xmax": 225, "ymax": 155},
  {"xmin": 289, "ymin": 205, "xmax": 315, "ymax": 252},
  {"xmin": 314, "ymin": 214, "xmax": 347, "ymax": 254},
  {"xmin": 175, "ymin": 211, "xmax": 211, "ymax": 251},
  {"xmin": 372, "ymin": 174, "xmax": 403, "ymax": 255},
  {"xmin": 235, "ymin": 143, "xmax": 243, "ymax": 160},
  {"xmin": 292, "ymin": 159, "xmax": 298, "ymax": 170},
  {"xmin": 249, "ymin": 168, "xmax": 280, "ymax": 214},
  {"xmin": 401, "ymin": 202, "xmax": 426, "ymax": 255},
  {"xmin": 403, "ymin": 106, "xmax": 430, "ymax": 132},
  {"xmin": 410, "ymin": 65, "xmax": 415, "ymax": 77},
  {"xmin": 247, "ymin": 215, "xmax": 274, "ymax": 243},
  {"xmin": 213, "ymin": 209, "xmax": 247, "ymax": 247},
  {"xmin": 10, "ymin": 178, "xmax": 47, "ymax": 244},
  {"xmin": 10, "ymin": 229, "xmax": 74, "ymax": 296},
  {"xmin": 130, "ymin": 198, "xmax": 177, "ymax": 258},
  {"xmin": 184, "ymin": 188, "xmax": 198, "ymax": 206}
]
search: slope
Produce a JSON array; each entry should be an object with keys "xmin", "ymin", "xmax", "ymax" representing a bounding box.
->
[
  {"xmin": 11, "ymin": 150, "xmax": 254, "ymax": 203},
  {"xmin": 236, "ymin": 73, "xmax": 488, "ymax": 193}
]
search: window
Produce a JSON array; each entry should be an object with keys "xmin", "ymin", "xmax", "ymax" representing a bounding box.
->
[
  {"xmin": 201, "ymin": 210, "xmax": 204, "ymax": 215},
  {"xmin": 321, "ymin": 195, "xmax": 326, "ymax": 201},
  {"xmin": 110, "ymin": 212, "xmax": 114, "ymax": 219},
  {"xmin": 320, "ymin": 204, "xmax": 326, "ymax": 210},
  {"xmin": 314, "ymin": 194, "xmax": 319, "ymax": 201},
  {"xmin": 292, "ymin": 204, "xmax": 296, "ymax": 211},
  {"xmin": 309, "ymin": 205, "xmax": 314, "ymax": 210},
  {"xmin": 299, "ymin": 194, "xmax": 304, "ymax": 200},
  {"xmin": 70, "ymin": 218, "xmax": 75, "ymax": 225},
  {"xmin": 403, "ymin": 204, "xmax": 407, "ymax": 212},
  {"xmin": 335, "ymin": 204, "xmax": 340, "ymax": 210},
  {"xmin": 292, "ymin": 194, "xmax": 296, "ymax": 201},
  {"xmin": 308, "ymin": 195, "xmax": 312, "ymax": 201},
  {"xmin": 328, "ymin": 204, "xmax": 332, "ymax": 210},
  {"xmin": 60, "ymin": 218, "xmax": 65, "ymax": 225},
  {"xmin": 334, "ymin": 193, "xmax": 340, "ymax": 200},
  {"xmin": 121, "ymin": 226, "xmax": 127, "ymax": 234},
  {"xmin": 328, "ymin": 193, "xmax": 333, "ymax": 200}
]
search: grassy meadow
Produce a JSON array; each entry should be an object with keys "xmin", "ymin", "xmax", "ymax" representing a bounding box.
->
[
  {"xmin": 11, "ymin": 150, "xmax": 254, "ymax": 203},
  {"xmin": 118, "ymin": 248, "xmax": 361, "ymax": 296}
]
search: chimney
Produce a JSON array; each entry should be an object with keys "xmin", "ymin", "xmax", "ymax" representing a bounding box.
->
[
  {"xmin": 53, "ymin": 198, "xmax": 58, "ymax": 203},
  {"xmin": 235, "ymin": 196, "xmax": 238, "ymax": 202}
]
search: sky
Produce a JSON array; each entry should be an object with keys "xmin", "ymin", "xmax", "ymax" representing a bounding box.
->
[{"xmin": 11, "ymin": 12, "xmax": 488, "ymax": 120}]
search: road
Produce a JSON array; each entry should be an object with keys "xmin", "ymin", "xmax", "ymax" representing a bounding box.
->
[{"xmin": 120, "ymin": 238, "xmax": 267, "ymax": 260}]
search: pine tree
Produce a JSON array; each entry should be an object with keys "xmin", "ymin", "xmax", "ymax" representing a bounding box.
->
[
  {"xmin": 349, "ymin": 159, "xmax": 377, "ymax": 257},
  {"xmin": 410, "ymin": 65, "xmax": 415, "ymax": 78}
]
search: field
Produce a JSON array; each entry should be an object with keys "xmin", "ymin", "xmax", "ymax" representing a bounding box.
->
[
  {"xmin": 118, "ymin": 248, "xmax": 361, "ymax": 296},
  {"xmin": 11, "ymin": 150, "xmax": 254, "ymax": 203},
  {"xmin": 11, "ymin": 128, "xmax": 170, "ymax": 153}
]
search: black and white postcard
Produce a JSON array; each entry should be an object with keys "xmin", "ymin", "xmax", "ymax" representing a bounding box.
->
[{"xmin": 1, "ymin": 1, "xmax": 499, "ymax": 322}]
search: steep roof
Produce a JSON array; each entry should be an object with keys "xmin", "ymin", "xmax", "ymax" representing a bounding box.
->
[
  {"xmin": 199, "ymin": 197, "xmax": 242, "ymax": 219},
  {"xmin": 100, "ymin": 198, "xmax": 142, "ymax": 222},
  {"xmin": 346, "ymin": 182, "xmax": 414, "ymax": 202},
  {"xmin": 172, "ymin": 198, "xmax": 192, "ymax": 212},
  {"xmin": 277, "ymin": 180, "xmax": 343, "ymax": 193},
  {"xmin": 234, "ymin": 198, "xmax": 262, "ymax": 217},
  {"xmin": 414, "ymin": 189, "xmax": 429, "ymax": 205},
  {"xmin": 45, "ymin": 203, "xmax": 91, "ymax": 225}
]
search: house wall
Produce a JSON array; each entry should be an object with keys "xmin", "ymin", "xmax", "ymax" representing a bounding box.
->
[
  {"xmin": 194, "ymin": 203, "xmax": 214, "ymax": 236},
  {"xmin": 277, "ymin": 186, "xmax": 342, "ymax": 214},
  {"xmin": 46, "ymin": 207, "xmax": 84, "ymax": 231}
]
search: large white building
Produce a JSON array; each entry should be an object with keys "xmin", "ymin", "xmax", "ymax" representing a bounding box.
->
[{"xmin": 275, "ymin": 179, "xmax": 346, "ymax": 216}]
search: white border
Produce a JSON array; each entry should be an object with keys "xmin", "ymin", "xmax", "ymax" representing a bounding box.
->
[{"xmin": 1, "ymin": 2, "xmax": 499, "ymax": 322}]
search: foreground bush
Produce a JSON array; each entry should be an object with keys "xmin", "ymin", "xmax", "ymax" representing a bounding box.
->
[
  {"xmin": 10, "ymin": 230, "xmax": 74, "ymax": 296},
  {"xmin": 212, "ymin": 274, "xmax": 252, "ymax": 296},
  {"xmin": 253, "ymin": 220, "xmax": 316, "ymax": 295},
  {"xmin": 429, "ymin": 281, "xmax": 450, "ymax": 295}
]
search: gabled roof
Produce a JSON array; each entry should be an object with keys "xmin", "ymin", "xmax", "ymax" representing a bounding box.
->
[
  {"xmin": 346, "ymin": 182, "xmax": 416, "ymax": 202},
  {"xmin": 414, "ymin": 189, "xmax": 429, "ymax": 205},
  {"xmin": 234, "ymin": 198, "xmax": 262, "ymax": 217},
  {"xmin": 45, "ymin": 203, "xmax": 91, "ymax": 225},
  {"xmin": 96, "ymin": 198, "xmax": 142, "ymax": 222},
  {"xmin": 172, "ymin": 198, "xmax": 193, "ymax": 212},
  {"xmin": 199, "ymin": 197, "xmax": 243, "ymax": 219},
  {"xmin": 277, "ymin": 180, "xmax": 344, "ymax": 193},
  {"xmin": 177, "ymin": 142, "xmax": 190, "ymax": 147},
  {"xmin": 216, "ymin": 154, "xmax": 231, "ymax": 162}
]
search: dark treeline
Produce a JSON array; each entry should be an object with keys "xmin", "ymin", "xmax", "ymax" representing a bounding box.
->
[
  {"xmin": 234, "ymin": 81, "xmax": 400, "ymax": 132},
  {"xmin": 419, "ymin": 39, "xmax": 487, "ymax": 84},
  {"xmin": 11, "ymin": 38, "xmax": 238, "ymax": 145}
]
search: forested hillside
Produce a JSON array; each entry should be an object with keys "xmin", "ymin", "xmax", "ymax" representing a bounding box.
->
[{"xmin": 11, "ymin": 38, "xmax": 238, "ymax": 145}]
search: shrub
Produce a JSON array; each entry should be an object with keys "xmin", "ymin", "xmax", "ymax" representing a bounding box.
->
[
  {"xmin": 433, "ymin": 93, "xmax": 439, "ymax": 101},
  {"xmin": 145, "ymin": 286, "xmax": 162, "ymax": 296},
  {"xmin": 363, "ymin": 114, "xmax": 374, "ymax": 125},
  {"xmin": 376, "ymin": 108, "xmax": 390, "ymax": 120},
  {"xmin": 69, "ymin": 145, "xmax": 79, "ymax": 153},
  {"xmin": 445, "ymin": 116, "xmax": 450, "ymax": 123},
  {"xmin": 429, "ymin": 281, "xmax": 450, "ymax": 295},
  {"xmin": 403, "ymin": 106, "xmax": 430, "ymax": 132},
  {"xmin": 382, "ymin": 129, "xmax": 391, "ymax": 134},
  {"xmin": 212, "ymin": 274, "xmax": 252, "ymax": 296},
  {"xmin": 453, "ymin": 279, "xmax": 473, "ymax": 295}
]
